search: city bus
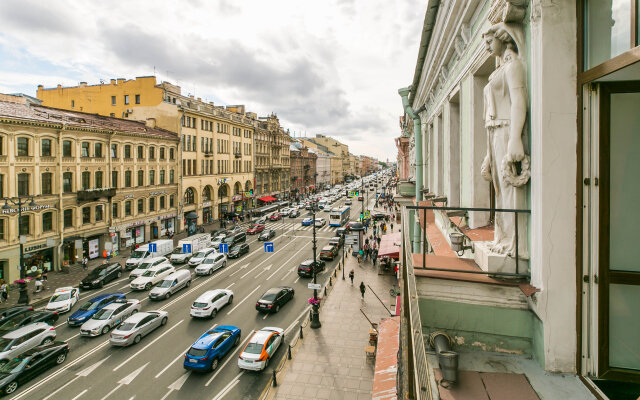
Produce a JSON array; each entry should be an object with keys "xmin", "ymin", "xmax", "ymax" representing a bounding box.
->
[{"xmin": 329, "ymin": 206, "xmax": 350, "ymax": 227}]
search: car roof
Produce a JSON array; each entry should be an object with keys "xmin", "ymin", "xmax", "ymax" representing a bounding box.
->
[
  {"xmin": 3, "ymin": 322, "xmax": 51, "ymax": 338},
  {"xmin": 195, "ymin": 289, "xmax": 226, "ymax": 301},
  {"xmin": 250, "ymin": 328, "xmax": 282, "ymax": 345},
  {"xmin": 53, "ymin": 287, "xmax": 76, "ymax": 294},
  {"xmin": 196, "ymin": 247, "xmax": 216, "ymax": 254},
  {"xmin": 148, "ymin": 263, "xmax": 172, "ymax": 271},
  {"xmin": 321, "ymin": 245, "xmax": 334, "ymax": 250},
  {"xmin": 263, "ymin": 287, "xmax": 284, "ymax": 295},
  {"xmin": 143, "ymin": 256, "xmax": 167, "ymax": 263},
  {"xmin": 88, "ymin": 293, "xmax": 125, "ymax": 302},
  {"xmin": 300, "ymin": 259, "xmax": 313, "ymax": 265}
]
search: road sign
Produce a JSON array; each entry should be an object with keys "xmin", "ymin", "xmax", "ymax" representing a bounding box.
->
[
  {"xmin": 149, "ymin": 243, "xmax": 157, "ymax": 253},
  {"xmin": 308, "ymin": 283, "xmax": 322, "ymax": 290},
  {"xmin": 345, "ymin": 234, "xmax": 359, "ymax": 245},
  {"xmin": 264, "ymin": 242, "xmax": 274, "ymax": 253},
  {"xmin": 364, "ymin": 211, "xmax": 370, "ymax": 218},
  {"xmin": 219, "ymin": 243, "xmax": 229, "ymax": 254},
  {"xmin": 182, "ymin": 243, "xmax": 192, "ymax": 254}
]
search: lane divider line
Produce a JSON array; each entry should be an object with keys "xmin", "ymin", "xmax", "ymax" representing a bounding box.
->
[
  {"xmin": 112, "ymin": 319, "xmax": 184, "ymax": 371},
  {"xmin": 226, "ymin": 286, "xmax": 261, "ymax": 316}
]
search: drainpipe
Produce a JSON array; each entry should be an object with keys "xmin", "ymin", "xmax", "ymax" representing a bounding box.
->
[
  {"xmin": 398, "ymin": 86, "xmax": 424, "ymax": 253},
  {"xmin": 57, "ymin": 124, "xmax": 66, "ymax": 271}
]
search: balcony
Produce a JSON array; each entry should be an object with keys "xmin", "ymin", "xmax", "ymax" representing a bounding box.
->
[{"xmin": 77, "ymin": 188, "xmax": 116, "ymax": 202}]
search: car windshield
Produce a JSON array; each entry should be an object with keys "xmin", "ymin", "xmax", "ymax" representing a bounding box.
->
[
  {"xmin": 118, "ymin": 322, "xmax": 135, "ymax": 331},
  {"xmin": 201, "ymin": 258, "xmax": 214, "ymax": 264},
  {"xmin": 79, "ymin": 300, "xmax": 100, "ymax": 311},
  {"xmin": 223, "ymin": 237, "xmax": 234, "ymax": 244},
  {"xmin": 137, "ymin": 262, "xmax": 153, "ymax": 270},
  {"xmin": 172, "ymin": 248, "xmax": 184, "ymax": 254},
  {"xmin": 243, "ymin": 342, "xmax": 264, "ymax": 354},
  {"xmin": 0, "ymin": 357, "xmax": 28, "ymax": 374},
  {"xmin": 230, "ymin": 246, "xmax": 241, "ymax": 252},
  {"xmin": 92, "ymin": 308, "xmax": 114, "ymax": 320},
  {"xmin": 213, "ymin": 235, "xmax": 225, "ymax": 241},
  {"xmin": 187, "ymin": 347, "xmax": 208, "ymax": 357},
  {"xmin": 193, "ymin": 251, "xmax": 208, "ymax": 259},
  {"xmin": 130, "ymin": 250, "xmax": 146, "ymax": 259},
  {"xmin": 158, "ymin": 280, "xmax": 173, "ymax": 288},
  {"xmin": 261, "ymin": 292, "xmax": 278, "ymax": 301},
  {"xmin": 141, "ymin": 271, "xmax": 156, "ymax": 278},
  {"xmin": 0, "ymin": 338, "xmax": 13, "ymax": 351},
  {"xmin": 50, "ymin": 292, "xmax": 71, "ymax": 302}
]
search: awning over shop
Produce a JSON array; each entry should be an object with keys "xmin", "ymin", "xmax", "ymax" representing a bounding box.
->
[
  {"xmin": 258, "ymin": 196, "xmax": 277, "ymax": 202},
  {"xmin": 378, "ymin": 232, "xmax": 401, "ymax": 259}
]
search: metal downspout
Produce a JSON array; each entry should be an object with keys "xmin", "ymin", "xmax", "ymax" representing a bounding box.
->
[
  {"xmin": 398, "ymin": 86, "xmax": 423, "ymax": 253},
  {"xmin": 57, "ymin": 124, "xmax": 66, "ymax": 270}
]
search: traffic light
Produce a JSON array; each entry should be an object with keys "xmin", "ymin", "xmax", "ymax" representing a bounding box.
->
[{"xmin": 360, "ymin": 212, "xmax": 364, "ymax": 220}]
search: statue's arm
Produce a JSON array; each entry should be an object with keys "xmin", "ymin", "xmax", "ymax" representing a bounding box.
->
[{"xmin": 506, "ymin": 61, "xmax": 527, "ymax": 161}]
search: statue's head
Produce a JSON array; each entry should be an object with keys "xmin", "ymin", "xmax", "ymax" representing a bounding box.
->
[{"xmin": 483, "ymin": 22, "xmax": 525, "ymax": 59}]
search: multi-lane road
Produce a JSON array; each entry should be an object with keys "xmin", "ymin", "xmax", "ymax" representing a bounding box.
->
[{"xmin": 10, "ymin": 194, "xmax": 376, "ymax": 400}]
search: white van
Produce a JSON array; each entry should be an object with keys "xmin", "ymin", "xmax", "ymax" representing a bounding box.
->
[
  {"xmin": 170, "ymin": 233, "xmax": 211, "ymax": 264},
  {"xmin": 148, "ymin": 270, "xmax": 192, "ymax": 300},
  {"xmin": 125, "ymin": 239, "xmax": 173, "ymax": 269}
]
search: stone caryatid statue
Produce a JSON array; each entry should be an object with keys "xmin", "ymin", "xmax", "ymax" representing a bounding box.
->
[{"xmin": 481, "ymin": 22, "xmax": 530, "ymax": 258}]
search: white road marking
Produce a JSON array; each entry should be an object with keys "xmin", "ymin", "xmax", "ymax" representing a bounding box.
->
[
  {"xmin": 253, "ymin": 264, "xmax": 272, "ymax": 279},
  {"xmin": 113, "ymin": 319, "xmax": 184, "ymax": 371},
  {"xmin": 225, "ymin": 282, "xmax": 235, "ymax": 290},
  {"xmin": 99, "ymin": 383, "xmax": 123, "ymax": 400},
  {"xmin": 70, "ymin": 389, "xmax": 87, "ymax": 400},
  {"xmin": 284, "ymin": 305, "xmax": 312, "ymax": 335},
  {"xmin": 228, "ymin": 263, "xmax": 249, "ymax": 277},
  {"xmin": 159, "ymin": 370, "xmax": 192, "ymax": 399},
  {"xmin": 262, "ymin": 313, "xmax": 269, "ymax": 320},
  {"xmin": 118, "ymin": 362, "xmax": 148, "ymax": 384},
  {"xmin": 41, "ymin": 376, "xmax": 81, "ymax": 400},
  {"xmin": 211, "ymin": 377, "xmax": 241, "ymax": 400},
  {"xmin": 154, "ymin": 345, "xmax": 193, "ymax": 378},
  {"xmin": 76, "ymin": 355, "xmax": 112, "ymax": 376},
  {"xmin": 226, "ymin": 286, "xmax": 261, "ymax": 315},
  {"xmin": 294, "ymin": 277, "xmax": 300, "ymax": 283},
  {"xmin": 205, "ymin": 348, "xmax": 248, "ymax": 386}
]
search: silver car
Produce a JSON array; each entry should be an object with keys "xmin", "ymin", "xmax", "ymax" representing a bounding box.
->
[
  {"xmin": 195, "ymin": 253, "xmax": 227, "ymax": 276},
  {"xmin": 79, "ymin": 299, "xmax": 141, "ymax": 337},
  {"xmin": 0, "ymin": 323, "xmax": 56, "ymax": 366},
  {"xmin": 188, "ymin": 247, "xmax": 217, "ymax": 267},
  {"xmin": 109, "ymin": 311, "xmax": 168, "ymax": 346}
]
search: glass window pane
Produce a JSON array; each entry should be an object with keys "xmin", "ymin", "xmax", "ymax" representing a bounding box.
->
[
  {"xmin": 609, "ymin": 284, "xmax": 640, "ymax": 370},
  {"xmin": 585, "ymin": 0, "xmax": 632, "ymax": 69}
]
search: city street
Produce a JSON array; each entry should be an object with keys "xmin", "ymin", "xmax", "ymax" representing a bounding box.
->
[{"xmin": 8, "ymin": 195, "xmax": 373, "ymax": 400}]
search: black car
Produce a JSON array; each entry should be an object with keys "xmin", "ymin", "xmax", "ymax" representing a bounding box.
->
[
  {"xmin": 0, "ymin": 307, "xmax": 33, "ymax": 322},
  {"xmin": 81, "ymin": 262, "xmax": 123, "ymax": 289},
  {"xmin": 223, "ymin": 232, "xmax": 246, "ymax": 246},
  {"xmin": 372, "ymin": 212, "xmax": 386, "ymax": 221},
  {"xmin": 289, "ymin": 209, "xmax": 300, "ymax": 218},
  {"xmin": 297, "ymin": 259, "xmax": 326, "ymax": 278},
  {"xmin": 0, "ymin": 341, "xmax": 69, "ymax": 395},
  {"xmin": 258, "ymin": 229, "xmax": 276, "ymax": 241},
  {"xmin": 228, "ymin": 243, "xmax": 250, "ymax": 259},
  {"xmin": 255, "ymin": 287, "xmax": 295, "ymax": 313},
  {"xmin": 335, "ymin": 227, "xmax": 349, "ymax": 237},
  {"xmin": 0, "ymin": 311, "xmax": 59, "ymax": 334}
]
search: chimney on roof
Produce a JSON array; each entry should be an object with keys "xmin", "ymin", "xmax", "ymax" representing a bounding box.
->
[
  {"xmin": 79, "ymin": 82, "xmax": 87, "ymax": 87},
  {"xmin": 145, "ymin": 118, "xmax": 156, "ymax": 128},
  {"xmin": 110, "ymin": 79, "xmax": 116, "ymax": 85}
]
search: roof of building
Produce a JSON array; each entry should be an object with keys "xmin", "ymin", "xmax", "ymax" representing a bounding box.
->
[{"xmin": 0, "ymin": 96, "xmax": 179, "ymax": 139}]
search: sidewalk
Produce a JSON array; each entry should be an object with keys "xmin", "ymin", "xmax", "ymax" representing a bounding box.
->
[
  {"xmin": 272, "ymin": 251, "xmax": 397, "ymax": 399},
  {"xmin": 1, "ymin": 220, "xmax": 226, "ymax": 308}
]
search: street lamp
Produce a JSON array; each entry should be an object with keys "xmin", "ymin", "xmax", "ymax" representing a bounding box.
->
[
  {"xmin": 310, "ymin": 199, "xmax": 321, "ymax": 329},
  {"xmin": 3, "ymin": 196, "xmax": 37, "ymax": 306}
]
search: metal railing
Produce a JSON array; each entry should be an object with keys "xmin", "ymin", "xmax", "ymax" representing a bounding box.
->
[{"xmin": 406, "ymin": 205, "xmax": 531, "ymax": 279}]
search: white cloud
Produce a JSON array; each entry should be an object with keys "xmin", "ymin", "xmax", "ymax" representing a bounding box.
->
[{"xmin": 0, "ymin": 0, "xmax": 425, "ymax": 161}]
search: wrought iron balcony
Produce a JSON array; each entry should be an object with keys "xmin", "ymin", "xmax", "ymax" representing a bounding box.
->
[{"xmin": 77, "ymin": 188, "xmax": 116, "ymax": 202}]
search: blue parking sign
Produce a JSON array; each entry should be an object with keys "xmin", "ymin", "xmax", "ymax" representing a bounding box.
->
[
  {"xmin": 182, "ymin": 243, "xmax": 192, "ymax": 254},
  {"xmin": 219, "ymin": 243, "xmax": 229, "ymax": 254},
  {"xmin": 149, "ymin": 243, "xmax": 157, "ymax": 253},
  {"xmin": 264, "ymin": 242, "xmax": 274, "ymax": 253}
]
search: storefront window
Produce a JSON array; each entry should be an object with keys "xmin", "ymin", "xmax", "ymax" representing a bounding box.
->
[
  {"xmin": 17, "ymin": 173, "xmax": 29, "ymax": 196},
  {"xmin": 82, "ymin": 207, "xmax": 91, "ymax": 224},
  {"xmin": 62, "ymin": 140, "xmax": 72, "ymax": 157},
  {"xmin": 82, "ymin": 172, "xmax": 90, "ymax": 190},
  {"xmin": 41, "ymin": 139, "xmax": 51, "ymax": 157},
  {"xmin": 584, "ymin": 0, "xmax": 633, "ymax": 69},
  {"xmin": 125, "ymin": 201, "xmax": 132, "ymax": 216},
  {"xmin": 41, "ymin": 172, "xmax": 52, "ymax": 195},
  {"xmin": 64, "ymin": 209, "xmax": 73, "ymax": 228},
  {"xmin": 42, "ymin": 212, "xmax": 53, "ymax": 231},
  {"xmin": 63, "ymin": 172, "xmax": 73, "ymax": 193},
  {"xmin": 17, "ymin": 137, "xmax": 29, "ymax": 156},
  {"xmin": 95, "ymin": 205, "xmax": 103, "ymax": 222},
  {"xmin": 19, "ymin": 215, "xmax": 30, "ymax": 235}
]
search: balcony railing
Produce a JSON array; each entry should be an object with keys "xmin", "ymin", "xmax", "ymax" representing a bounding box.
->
[{"xmin": 77, "ymin": 188, "xmax": 116, "ymax": 202}]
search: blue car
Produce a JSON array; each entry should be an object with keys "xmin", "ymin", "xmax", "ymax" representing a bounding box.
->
[
  {"xmin": 183, "ymin": 325, "xmax": 241, "ymax": 372},
  {"xmin": 301, "ymin": 217, "xmax": 313, "ymax": 226},
  {"xmin": 67, "ymin": 293, "xmax": 126, "ymax": 327}
]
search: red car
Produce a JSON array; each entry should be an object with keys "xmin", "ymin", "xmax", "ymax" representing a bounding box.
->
[
  {"xmin": 269, "ymin": 212, "xmax": 283, "ymax": 221},
  {"xmin": 358, "ymin": 196, "xmax": 364, "ymax": 201},
  {"xmin": 247, "ymin": 224, "xmax": 266, "ymax": 234}
]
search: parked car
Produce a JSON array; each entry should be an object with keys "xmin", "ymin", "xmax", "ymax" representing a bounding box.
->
[
  {"xmin": 301, "ymin": 217, "xmax": 313, "ymax": 226},
  {"xmin": 228, "ymin": 243, "xmax": 250, "ymax": 259},
  {"xmin": 297, "ymin": 259, "xmax": 326, "ymax": 278},
  {"xmin": 125, "ymin": 240, "xmax": 173, "ymax": 270},
  {"xmin": 247, "ymin": 224, "xmax": 266, "ymax": 235},
  {"xmin": 314, "ymin": 218, "xmax": 326, "ymax": 227},
  {"xmin": 45, "ymin": 287, "xmax": 79, "ymax": 314},
  {"xmin": 329, "ymin": 236, "xmax": 345, "ymax": 248},
  {"xmin": 319, "ymin": 245, "xmax": 338, "ymax": 261},
  {"xmin": 0, "ymin": 311, "xmax": 58, "ymax": 334},
  {"xmin": 129, "ymin": 264, "xmax": 176, "ymax": 291},
  {"xmin": 195, "ymin": 253, "xmax": 227, "ymax": 276},
  {"xmin": 0, "ymin": 342, "xmax": 69, "ymax": 395},
  {"xmin": 109, "ymin": 311, "xmax": 168, "ymax": 346},
  {"xmin": 255, "ymin": 287, "xmax": 294, "ymax": 313},
  {"xmin": 129, "ymin": 257, "xmax": 169, "ymax": 280},
  {"xmin": 149, "ymin": 270, "xmax": 192, "ymax": 300},
  {"xmin": 0, "ymin": 323, "xmax": 57, "ymax": 367},
  {"xmin": 289, "ymin": 209, "xmax": 300, "ymax": 218},
  {"xmin": 190, "ymin": 290, "xmax": 234, "ymax": 319},
  {"xmin": 238, "ymin": 327, "xmax": 284, "ymax": 371},
  {"xmin": 268, "ymin": 212, "xmax": 283, "ymax": 221},
  {"xmin": 188, "ymin": 248, "xmax": 218, "ymax": 267},
  {"xmin": 81, "ymin": 262, "xmax": 124, "ymax": 289},
  {"xmin": 80, "ymin": 299, "xmax": 141, "ymax": 337},
  {"xmin": 67, "ymin": 293, "xmax": 126, "ymax": 327},
  {"xmin": 183, "ymin": 325, "xmax": 242, "ymax": 372},
  {"xmin": 258, "ymin": 229, "xmax": 276, "ymax": 241}
]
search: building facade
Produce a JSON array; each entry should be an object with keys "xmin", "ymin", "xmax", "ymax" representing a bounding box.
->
[
  {"xmin": 0, "ymin": 95, "xmax": 179, "ymax": 282},
  {"xmin": 289, "ymin": 141, "xmax": 317, "ymax": 198},
  {"xmin": 254, "ymin": 114, "xmax": 291, "ymax": 202},
  {"xmin": 309, "ymin": 148, "xmax": 331, "ymax": 189}
]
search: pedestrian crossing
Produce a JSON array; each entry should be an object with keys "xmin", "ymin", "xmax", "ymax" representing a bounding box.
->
[{"xmin": 267, "ymin": 221, "xmax": 341, "ymax": 233}]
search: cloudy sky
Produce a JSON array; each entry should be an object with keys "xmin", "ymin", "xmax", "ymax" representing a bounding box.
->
[{"xmin": 0, "ymin": 0, "xmax": 425, "ymax": 161}]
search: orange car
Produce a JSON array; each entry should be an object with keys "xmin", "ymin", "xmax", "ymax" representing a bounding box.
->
[{"xmin": 237, "ymin": 327, "xmax": 284, "ymax": 370}]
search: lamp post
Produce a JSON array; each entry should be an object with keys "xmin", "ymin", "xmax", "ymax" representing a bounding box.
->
[{"xmin": 310, "ymin": 199, "xmax": 321, "ymax": 329}]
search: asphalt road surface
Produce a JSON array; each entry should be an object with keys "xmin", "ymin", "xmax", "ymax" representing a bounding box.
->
[{"xmin": 9, "ymin": 194, "xmax": 378, "ymax": 400}]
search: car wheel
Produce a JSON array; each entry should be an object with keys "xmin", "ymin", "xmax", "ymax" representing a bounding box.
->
[
  {"xmin": 264, "ymin": 357, "xmax": 270, "ymax": 369},
  {"xmin": 133, "ymin": 335, "xmax": 141, "ymax": 344},
  {"xmin": 145, "ymin": 283, "xmax": 152, "ymax": 290},
  {"xmin": 208, "ymin": 269, "xmax": 213, "ymax": 276},
  {"xmin": 222, "ymin": 262, "xmax": 226, "ymax": 268},
  {"xmin": 165, "ymin": 293, "xmax": 170, "ymax": 300},
  {"xmin": 210, "ymin": 309, "xmax": 217, "ymax": 319},
  {"xmin": 4, "ymin": 381, "xmax": 17, "ymax": 394},
  {"xmin": 161, "ymin": 317, "xmax": 168, "ymax": 326},
  {"xmin": 99, "ymin": 281, "xmax": 104, "ymax": 288},
  {"xmin": 41, "ymin": 337, "xmax": 54, "ymax": 346},
  {"xmin": 228, "ymin": 295, "xmax": 233, "ymax": 305},
  {"xmin": 186, "ymin": 280, "xmax": 191, "ymax": 287},
  {"xmin": 56, "ymin": 352, "xmax": 67, "ymax": 365},
  {"xmin": 101, "ymin": 325, "xmax": 110, "ymax": 335},
  {"xmin": 234, "ymin": 335, "xmax": 240, "ymax": 346},
  {"xmin": 210, "ymin": 357, "xmax": 219, "ymax": 371},
  {"xmin": 132, "ymin": 309, "xmax": 138, "ymax": 314},
  {"xmin": 275, "ymin": 305, "xmax": 280, "ymax": 313},
  {"xmin": 117, "ymin": 271, "xmax": 122, "ymax": 278}
]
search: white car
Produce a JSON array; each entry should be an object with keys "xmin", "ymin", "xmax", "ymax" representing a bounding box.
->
[
  {"xmin": 210, "ymin": 235, "xmax": 226, "ymax": 249},
  {"xmin": 130, "ymin": 264, "xmax": 176, "ymax": 291},
  {"xmin": 45, "ymin": 287, "xmax": 79, "ymax": 313},
  {"xmin": 129, "ymin": 256, "xmax": 169, "ymax": 280},
  {"xmin": 238, "ymin": 327, "xmax": 284, "ymax": 371},
  {"xmin": 195, "ymin": 253, "xmax": 228, "ymax": 276},
  {"xmin": 188, "ymin": 247, "xmax": 217, "ymax": 267},
  {"xmin": 190, "ymin": 289, "xmax": 234, "ymax": 319},
  {"xmin": 79, "ymin": 299, "xmax": 141, "ymax": 337},
  {"xmin": 314, "ymin": 218, "xmax": 326, "ymax": 227}
]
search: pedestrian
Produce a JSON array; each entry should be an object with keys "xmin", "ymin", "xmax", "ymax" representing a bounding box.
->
[
  {"xmin": 349, "ymin": 269, "xmax": 354, "ymax": 285},
  {"xmin": 391, "ymin": 223, "xmax": 394, "ymax": 232},
  {"xmin": 34, "ymin": 277, "xmax": 44, "ymax": 293},
  {"xmin": 372, "ymin": 252, "xmax": 377, "ymax": 266},
  {"xmin": 377, "ymin": 236, "xmax": 381, "ymax": 246},
  {"xmin": 41, "ymin": 269, "xmax": 48, "ymax": 283},
  {"xmin": 0, "ymin": 280, "xmax": 7, "ymax": 303},
  {"xmin": 82, "ymin": 256, "xmax": 88, "ymax": 271},
  {"xmin": 359, "ymin": 281, "xmax": 366, "ymax": 299}
]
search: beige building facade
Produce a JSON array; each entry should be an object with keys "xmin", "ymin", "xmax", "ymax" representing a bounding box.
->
[{"xmin": 254, "ymin": 114, "xmax": 290, "ymax": 201}]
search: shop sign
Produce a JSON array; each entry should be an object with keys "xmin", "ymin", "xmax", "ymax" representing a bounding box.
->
[
  {"xmin": 1, "ymin": 204, "xmax": 52, "ymax": 214},
  {"xmin": 201, "ymin": 202, "xmax": 212, "ymax": 208},
  {"xmin": 232, "ymin": 195, "xmax": 242, "ymax": 201},
  {"xmin": 158, "ymin": 213, "xmax": 177, "ymax": 220},
  {"xmin": 217, "ymin": 178, "xmax": 228, "ymax": 185},
  {"xmin": 124, "ymin": 194, "xmax": 134, "ymax": 199},
  {"xmin": 88, "ymin": 239, "xmax": 99, "ymax": 259},
  {"xmin": 24, "ymin": 243, "xmax": 49, "ymax": 253}
]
